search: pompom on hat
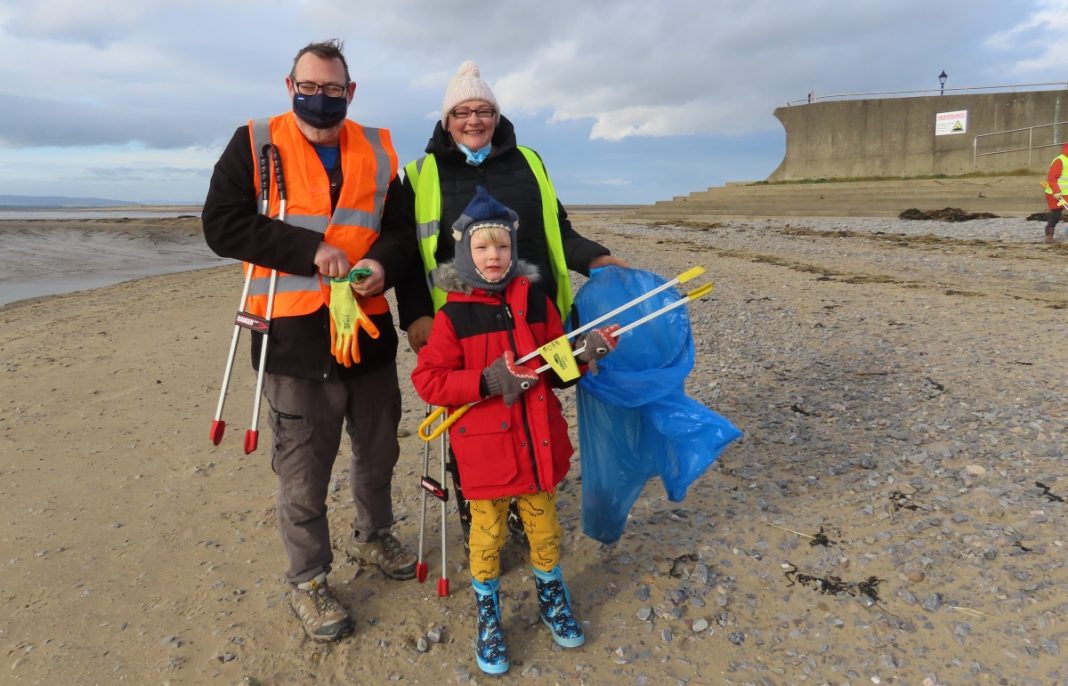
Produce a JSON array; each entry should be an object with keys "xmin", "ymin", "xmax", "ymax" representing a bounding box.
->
[{"xmin": 441, "ymin": 60, "xmax": 500, "ymax": 127}]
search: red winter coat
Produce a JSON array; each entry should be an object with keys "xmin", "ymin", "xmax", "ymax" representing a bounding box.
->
[{"xmin": 411, "ymin": 263, "xmax": 574, "ymax": 500}]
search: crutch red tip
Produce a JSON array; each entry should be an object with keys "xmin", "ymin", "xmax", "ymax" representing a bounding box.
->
[
  {"xmin": 244, "ymin": 430, "xmax": 258, "ymax": 454},
  {"xmin": 416, "ymin": 562, "xmax": 428, "ymax": 583},
  {"xmin": 210, "ymin": 420, "xmax": 225, "ymax": 445},
  {"xmin": 437, "ymin": 578, "xmax": 449, "ymax": 597}
]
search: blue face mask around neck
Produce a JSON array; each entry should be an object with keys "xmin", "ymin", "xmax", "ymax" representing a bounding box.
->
[
  {"xmin": 293, "ymin": 92, "xmax": 348, "ymax": 129},
  {"xmin": 458, "ymin": 142, "xmax": 492, "ymax": 166}
]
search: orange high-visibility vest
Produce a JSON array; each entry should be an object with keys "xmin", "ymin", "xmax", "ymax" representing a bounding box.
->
[{"xmin": 244, "ymin": 112, "xmax": 398, "ymax": 319}]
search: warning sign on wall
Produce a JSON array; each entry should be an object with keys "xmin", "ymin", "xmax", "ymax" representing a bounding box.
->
[{"xmin": 935, "ymin": 110, "xmax": 968, "ymax": 136}]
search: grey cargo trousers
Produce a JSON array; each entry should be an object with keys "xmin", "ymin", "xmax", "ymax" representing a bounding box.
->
[{"xmin": 264, "ymin": 363, "xmax": 402, "ymax": 585}]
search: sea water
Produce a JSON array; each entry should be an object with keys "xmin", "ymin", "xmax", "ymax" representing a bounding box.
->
[{"xmin": 0, "ymin": 209, "xmax": 230, "ymax": 308}]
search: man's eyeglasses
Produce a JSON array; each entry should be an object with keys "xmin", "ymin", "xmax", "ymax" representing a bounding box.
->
[
  {"xmin": 295, "ymin": 81, "xmax": 348, "ymax": 98},
  {"xmin": 450, "ymin": 107, "xmax": 497, "ymax": 120}
]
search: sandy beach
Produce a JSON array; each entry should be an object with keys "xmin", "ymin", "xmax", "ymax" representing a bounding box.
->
[{"xmin": 1, "ymin": 214, "xmax": 1066, "ymax": 685}]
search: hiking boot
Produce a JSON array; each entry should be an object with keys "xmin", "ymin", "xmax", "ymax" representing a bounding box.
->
[
  {"xmin": 290, "ymin": 573, "xmax": 353, "ymax": 642},
  {"xmin": 532, "ymin": 565, "xmax": 585, "ymax": 648},
  {"xmin": 472, "ymin": 577, "xmax": 509, "ymax": 674},
  {"xmin": 346, "ymin": 531, "xmax": 417, "ymax": 580}
]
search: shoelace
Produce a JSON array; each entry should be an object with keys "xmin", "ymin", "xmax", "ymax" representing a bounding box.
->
[
  {"xmin": 380, "ymin": 534, "xmax": 406, "ymax": 563},
  {"xmin": 310, "ymin": 586, "xmax": 341, "ymax": 614}
]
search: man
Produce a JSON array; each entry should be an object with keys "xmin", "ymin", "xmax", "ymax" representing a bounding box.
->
[
  {"xmin": 1041, "ymin": 142, "xmax": 1068, "ymax": 243},
  {"xmin": 202, "ymin": 39, "xmax": 416, "ymax": 643}
]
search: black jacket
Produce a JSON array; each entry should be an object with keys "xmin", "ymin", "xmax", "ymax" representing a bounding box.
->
[
  {"xmin": 394, "ymin": 116, "xmax": 610, "ymax": 330},
  {"xmin": 202, "ymin": 123, "xmax": 413, "ymax": 380}
]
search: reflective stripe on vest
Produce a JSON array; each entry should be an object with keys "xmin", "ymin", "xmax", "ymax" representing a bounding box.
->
[
  {"xmin": 245, "ymin": 112, "xmax": 398, "ymax": 319},
  {"xmin": 405, "ymin": 146, "xmax": 572, "ymax": 315}
]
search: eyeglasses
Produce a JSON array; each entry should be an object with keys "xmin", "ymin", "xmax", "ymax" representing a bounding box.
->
[
  {"xmin": 294, "ymin": 81, "xmax": 348, "ymax": 98},
  {"xmin": 450, "ymin": 107, "xmax": 497, "ymax": 120}
]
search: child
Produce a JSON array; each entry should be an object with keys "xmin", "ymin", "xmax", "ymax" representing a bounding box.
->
[{"xmin": 411, "ymin": 186, "xmax": 618, "ymax": 675}]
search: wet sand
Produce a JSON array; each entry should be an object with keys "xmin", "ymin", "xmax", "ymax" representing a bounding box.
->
[{"xmin": 0, "ymin": 216, "xmax": 228, "ymax": 308}]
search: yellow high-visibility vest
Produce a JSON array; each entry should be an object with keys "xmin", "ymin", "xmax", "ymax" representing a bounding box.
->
[{"xmin": 405, "ymin": 146, "xmax": 572, "ymax": 314}]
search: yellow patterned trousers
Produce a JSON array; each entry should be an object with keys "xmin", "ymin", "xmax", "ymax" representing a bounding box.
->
[{"xmin": 468, "ymin": 490, "xmax": 561, "ymax": 582}]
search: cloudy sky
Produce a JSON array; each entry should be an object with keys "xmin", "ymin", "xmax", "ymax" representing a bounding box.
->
[{"xmin": 1, "ymin": 0, "xmax": 1065, "ymax": 205}]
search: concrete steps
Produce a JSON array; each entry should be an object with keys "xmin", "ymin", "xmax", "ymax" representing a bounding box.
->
[{"xmin": 632, "ymin": 176, "xmax": 1049, "ymax": 220}]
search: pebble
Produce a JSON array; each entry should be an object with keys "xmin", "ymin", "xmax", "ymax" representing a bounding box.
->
[
  {"xmin": 13, "ymin": 214, "xmax": 1060, "ymax": 686},
  {"xmin": 921, "ymin": 594, "xmax": 943, "ymax": 612}
]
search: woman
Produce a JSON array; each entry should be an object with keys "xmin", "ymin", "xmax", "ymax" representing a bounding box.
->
[
  {"xmin": 395, "ymin": 60, "xmax": 628, "ymax": 548},
  {"xmin": 396, "ymin": 60, "xmax": 626, "ymax": 350}
]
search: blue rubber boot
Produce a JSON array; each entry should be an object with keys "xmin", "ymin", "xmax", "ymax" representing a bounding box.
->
[
  {"xmin": 532, "ymin": 566, "xmax": 585, "ymax": 648},
  {"xmin": 472, "ymin": 577, "xmax": 509, "ymax": 674}
]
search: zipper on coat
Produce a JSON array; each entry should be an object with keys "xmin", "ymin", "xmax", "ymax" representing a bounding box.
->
[{"xmin": 500, "ymin": 300, "xmax": 542, "ymax": 492}]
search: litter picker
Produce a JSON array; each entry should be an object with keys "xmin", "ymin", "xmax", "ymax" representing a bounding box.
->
[
  {"xmin": 415, "ymin": 404, "xmax": 451, "ymax": 597},
  {"xmin": 209, "ymin": 143, "xmax": 284, "ymax": 454},
  {"xmin": 417, "ymin": 277, "xmax": 714, "ymax": 441}
]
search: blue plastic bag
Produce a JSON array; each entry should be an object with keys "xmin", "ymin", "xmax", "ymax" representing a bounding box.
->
[{"xmin": 574, "ymin": 267, "xmax": 742, "ymax": 544}]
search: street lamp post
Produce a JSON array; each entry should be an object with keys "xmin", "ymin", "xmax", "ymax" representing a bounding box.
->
[{"xmin": 939, "ymin": 70, "xmax": 948, "ymax": 96}]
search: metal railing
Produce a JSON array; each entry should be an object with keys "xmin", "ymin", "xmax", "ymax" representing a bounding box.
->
[
  {"xmin": 973, "ymin": 120, "xmax": 1068, "ymax": 170},
  {"xmin": 786, "ymin": 82, "xmax": 1068, "ymax": 107}
]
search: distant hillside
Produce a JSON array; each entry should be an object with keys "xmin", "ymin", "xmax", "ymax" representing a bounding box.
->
[{"xmin": 0, "ymin": 195, "xmax": 139, "ymax": 208}]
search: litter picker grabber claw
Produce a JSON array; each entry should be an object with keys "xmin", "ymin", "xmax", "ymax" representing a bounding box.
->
[
  {"xmin": 209, "ymin": 144, "xmax": 284, "ymax": 454},
  {"xmin": 417, "ymin": 277, "xmax": 715, "ymax": 442},
  {"xmin": 415, "ymin": 405, "xmax": 452, "ymax": 596}
]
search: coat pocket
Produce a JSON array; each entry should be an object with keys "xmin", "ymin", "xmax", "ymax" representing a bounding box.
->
[{"xmin": 451, "ymin": 404, "xmax": 519, "ymax": 488}]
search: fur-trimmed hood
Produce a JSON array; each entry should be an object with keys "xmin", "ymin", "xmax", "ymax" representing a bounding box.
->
[{"xmin": 431, "ymin": 259, "xmax": 540, "ymax": 295}]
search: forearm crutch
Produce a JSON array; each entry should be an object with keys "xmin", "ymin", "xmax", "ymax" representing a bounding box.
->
[{"xmin": 208, "ymin": 144, "xmax": 284, "ymax": 454}]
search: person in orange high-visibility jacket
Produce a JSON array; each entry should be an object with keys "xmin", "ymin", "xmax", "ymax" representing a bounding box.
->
[
  {"xmin": 202, "ymin": 40, "xmax": 419, "ymax": 644},
  {"xmin": 1040, "ymin": 142, "xmax": 1068, "ymax": 243}
]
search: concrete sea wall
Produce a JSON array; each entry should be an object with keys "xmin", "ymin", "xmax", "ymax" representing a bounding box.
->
[{"xmin": 770, "ymin": 89, "xmax": 1068, "ymax": 181}]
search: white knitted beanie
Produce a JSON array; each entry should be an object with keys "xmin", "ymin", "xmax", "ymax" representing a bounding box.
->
[{"xmin": 440, "ymin": 60, "xmax": 499, "ymax": 127}]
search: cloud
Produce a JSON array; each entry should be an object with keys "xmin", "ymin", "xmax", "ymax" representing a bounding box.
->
[
  {"xmin": 2, "ymin": 0, "xmax": 151, "ymax": 47},
  {"xmin": 309, "ymin": 0, "xmax": 1037, "ymax": 140},
  {"xmin": 0, "ymin": 0, "xmax": 1063, "ymax": 202},
  {"xmin": 986, "ymin": 0, "xmax": 1068, "ymax": 73}
]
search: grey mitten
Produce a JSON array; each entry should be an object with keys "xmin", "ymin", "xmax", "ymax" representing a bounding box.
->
[
  {"xmin": 575, "ymin": 324, "xmax": 620, "ymax": 375},
  {"xmin": 482, "ymin": 351, "xmax": 539, "ymax": 406}
]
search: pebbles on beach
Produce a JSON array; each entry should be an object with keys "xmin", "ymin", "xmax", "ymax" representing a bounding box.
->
[{"xmin": 0, "ymin": 213, "xmax": 1065, "ymax": 684}]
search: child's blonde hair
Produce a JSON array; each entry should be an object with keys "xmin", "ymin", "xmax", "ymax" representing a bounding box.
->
[{"xmin": 470, "ymin": 224, "xmax": 510, "ymax": 245}]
